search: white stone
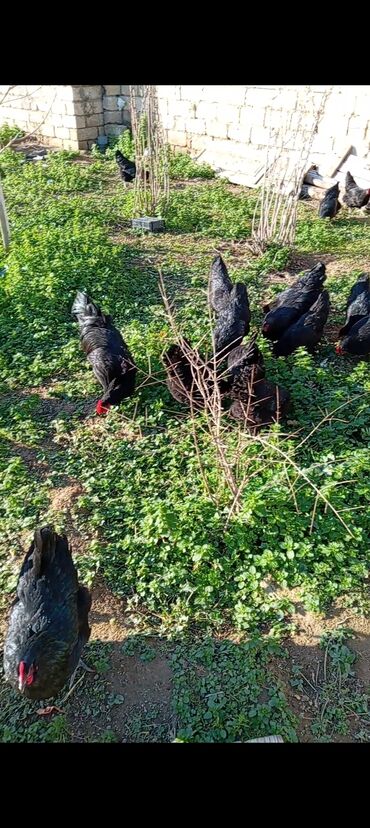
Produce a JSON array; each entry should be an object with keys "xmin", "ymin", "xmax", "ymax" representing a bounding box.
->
[
  {"xmin": 168, "ymin": 99, "xmax": 194, "ymax": 118},
  {"xmin": 206, "ymin": 120, "xmax": 229, "ymax": 139},
  {"xmin": 166, "ymin": 130, "xmax": 187, "ymax": 147},
  {"xmin": 250, "ymin": 126, "xmax": 271, "ymax": 146},
  {"xmin": 54, "ymin": 127, "xmax": 71, "ymax": 139},
  {"xmin": 63, "ymin": 114, "xmax": 77, "ymax": 129},
  {"xmin": 227, "ymin": 125, "xmax": 251, "ymax": 143},
  {"xmin": 156, "ymin": 85, "xmax": 182, "ymax": 100},
  {"xmin": 185, "ymin": 118, "xmax": 206, "ymax": 134}
]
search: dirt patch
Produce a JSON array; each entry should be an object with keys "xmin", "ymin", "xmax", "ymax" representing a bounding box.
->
[
  {"xmin": 49, "ymin": 482, "xmax": 83, "ymax": 513},
  {"xmin": 66, "ymin": 580, "xmax": 175, "ymax": 742},
  {"xmin": 263, "ymin": 582, "xmax": 370, "ymax": 741}
]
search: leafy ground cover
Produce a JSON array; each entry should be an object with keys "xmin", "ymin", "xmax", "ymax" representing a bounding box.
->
[{"xmin": 0, "ymin": 133, "xmax": 368, "ymax": 741}]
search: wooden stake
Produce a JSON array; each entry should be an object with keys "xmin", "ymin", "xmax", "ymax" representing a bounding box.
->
[{"xmin": 0, "ymin": 180, "xmax": 10, "ymax": 251}]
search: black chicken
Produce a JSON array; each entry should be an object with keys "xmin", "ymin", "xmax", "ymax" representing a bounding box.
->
[
  {"xmin": 163, "ymin": 340, "xmax": 209, "ymax": 408},
  {"xmin": 224, "ymin": 334, "xmax": 289, "ymax": 428},
  {"xmin": 343, "ymin": 171, "xmax": 370, "ymax": 209},
  {"xmin": 115, "ymin": 150, "xmax": 136, "ymax": 183},
  {"xmin": 229, "ymin": 378, "xmax": 290, "ymax": 430},
  {"xmin": 262, "ymin": 262, "xmax": 326, "ymax": 341},
  {"xmin": 273, "ymin": 290, "xmax": 330, "ymax": 357},
  {"xmin": 209, "ymin": 254, "xmax": 233, "ymax": 313},
  {"xmin": 318, "ymin": 182, "xmax": 341, "ymax": 219},
  {"xmin": 338, "ymin": 273, "xmax": 370, "ymax": 337},
  {"xmin": 214, "ymin": 283, "xmax": 251, "ymax": 358},
  {"xmin": 3, "ymin": 527, "xmax": 91, "ymax": 701},
  {"xmin": 221, "ymin": 333, "xmax": 265, "ymax": 396},
  {"xmin": 72, "ymin": 291, "xmax": 137, "ymax": 415},
  {"xmin": 336, "ymin": 315, "xmax": 370, "ymax": 357}
]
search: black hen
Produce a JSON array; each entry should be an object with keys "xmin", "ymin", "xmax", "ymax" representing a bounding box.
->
[
  {"xmin": 214, "ymin": 283, "xmax": 250, "ymax": 358},
  {"xmin": 72, "ymin": 291, "xmax": 137, "ymax": 415},
  {"xmin": 318, "ymin": 182, "xmax": 341, "ymax": 219},
  {"xmin": 343, "ymin": 171, "xmax": 370, "ymax": 209},
  {"xmin": 339, "ymin": 273, "xmax": 370, "ymax": 337},
  {"xmin": 115, "ymin": 150, "xmax": 136, "ymax": 183},
  {"xmin": 262, "ymin": 262, "xmax": 326, "ymax": 341},
  {"xmin": 225, "ymin": 334, "xmax": 289, "ymax": 428},
  {"xmin": 337, "ymin": 315, "xmax": 370, "ymax": 357},
  {"xmin": 209, "ymin": 254, "xmax": 233, "ymax": 313},
  {"xmin": 229, "ymin": 382, "xmax": 290, "ymax": 430},
  {"xmin": 273, "ymin": 290, "xmax": 330, "ymax": 357},
  {"xmin": 163, "ymin": 340, "xmax": 208, "ymax": 409},
  {"xmin": 221, "ymin": 334, "xmax": 265, "ymax": 396},
  {"xmin": 3, "ymin": 527, "xmax": 91, "ymax": 701}
]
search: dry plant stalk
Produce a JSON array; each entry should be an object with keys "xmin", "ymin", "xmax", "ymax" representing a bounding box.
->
[
  {"xmin": 129, "ymin": 85, "xmax": 170, "ymax": 218},
  {"xmin": 251, "ymin": 86, "xmax": 332, "ymax": 251}
]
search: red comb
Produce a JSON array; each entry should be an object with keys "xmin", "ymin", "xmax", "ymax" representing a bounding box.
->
[{"xmin": 96, "ymin": 400, "xmax": 111, "ymax": 416}]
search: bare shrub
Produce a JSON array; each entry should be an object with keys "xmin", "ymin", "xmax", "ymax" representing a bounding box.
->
[
  {"xmin": 251, "ymin": 86, "xmax": 332, "ymax": 252},
  {"xmin": 129, "ymin": 85, "xmax": 170, "ymax": 218}
]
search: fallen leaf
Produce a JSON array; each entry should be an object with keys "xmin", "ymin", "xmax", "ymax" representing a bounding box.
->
[{"xmin": 36, "ymin": 706, "xmax": 63, "ymax": 716}]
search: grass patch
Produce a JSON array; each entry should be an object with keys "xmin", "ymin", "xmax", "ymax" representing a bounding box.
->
[{"xmin": 0, "ymin": 146, "xmax": 369, "ymax": 741}]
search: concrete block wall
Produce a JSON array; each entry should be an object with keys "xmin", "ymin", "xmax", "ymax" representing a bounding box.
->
[
  {"xmin": 0, "ymin": 85, "xmax": 82, "ymax": 151},
  {"xmin": 1, "ymin": 85, "xmax": 370, "ymax": 182},
  {"xmin": 151, "ymin": 85, "xmax": 370, "ymax": 184}
]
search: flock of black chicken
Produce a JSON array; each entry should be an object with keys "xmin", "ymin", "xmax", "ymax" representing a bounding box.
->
[
  {"xmin": 319, "ymin": 170, "xmax": 370, "ymax": 219},
  {"xmin": 3, "ymin": 167, "xmax": 370, "ymax": 708}
]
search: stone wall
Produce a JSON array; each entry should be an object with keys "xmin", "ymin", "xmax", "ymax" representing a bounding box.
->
[
  {"xmin": 152, "ymin": 85, "xmax": 370, "ymax": 184},
  {"xmin": 1, "ymin": 85, "xmax": 370, "ymax": 183},
  {"xmin": 0, "ymin": 86, "xmax": 81, "ymax": 151}
]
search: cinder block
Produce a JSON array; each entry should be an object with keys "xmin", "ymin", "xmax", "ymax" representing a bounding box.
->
[
  {"xmin": 246, "ymin": 87, "xmax": 279, "ymax": 108},
  {"xmin": 206, "ymin": 120, "xmax": 228, "ymax": 139},
  {"xmin": 63, "ymin": 114, "xmax": 78, "ymax": 129},
  {"xmin": 103, "ymin": 110, "xmax": 123, "ymax": 124},
  {"xmin": 54, "ymin": 127, "xmax": 71, "ymax": 139},
  {"xmin": 79, "ymin": 86, "xmax": 102, "ymax": 100},
  {"xmin": 75, "ymin": 115, "xmax": 86, "ymax": 129},
  {"xmin": 196, "ymin": 101, "xmax": 218, "ymax": 120},
  {"xmin": 250, "ymin": 125, "xmax": 271, "ymax": 146},
  {"xmin": 185, "ymin": 117, "xmax": 206, "ymax": 134},
  {"xmin": 85, "ymin": 113, "xmax": 104, "ymax": 127},
  {"xmin": 34, "ymin": 96, "xmax": 56, "ymax": 113},
  {"xmin": 51, "ymin": 100, "xmax": 67, "ymax": 115},
  {"xmin": 168, "ymin": 99, "xmax": 194, "ymax": 118},
  {"xmin": 104, "ymin": 85, "xmax": 121, "ymax": 95},
  {"xmin": 104, "ymin": 124, "xmax": 125, "ymax": 136},
  {"xmin": 156, "ymin": 85, "xmax": 182, "ymax": 100},
  {"xmin": 60, "ymin": 86, "xmax": 77, "ymax": 101},
  {"xmin": 77, "ymin": 126, "xmax": 100, "ymax": 140},
  {"xmin": 63, "ymin": 139, "xmax": 80, "ymax": 151},
  {"xmin": 167, "ymin": 129, "xmax": 187, "ymax": 147},
  {"xmin": 227, "ymin": 125, "xmax": 251, "ymax": 143},
  {"xmin": 103, "ymin": 95, "xmax": 118, "ymax": 110},
  {"xmin": 162, "ymin": 114, "xmax": 176, "ymax": 129},
  {"xmin": 41, "ymin": 124, "xmax": 56, "ymax": 137}
]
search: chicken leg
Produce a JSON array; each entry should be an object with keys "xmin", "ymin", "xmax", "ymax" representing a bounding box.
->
[{"xmin": 68, "ymin": 658, "xmax": 94, "ymax": 690}]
